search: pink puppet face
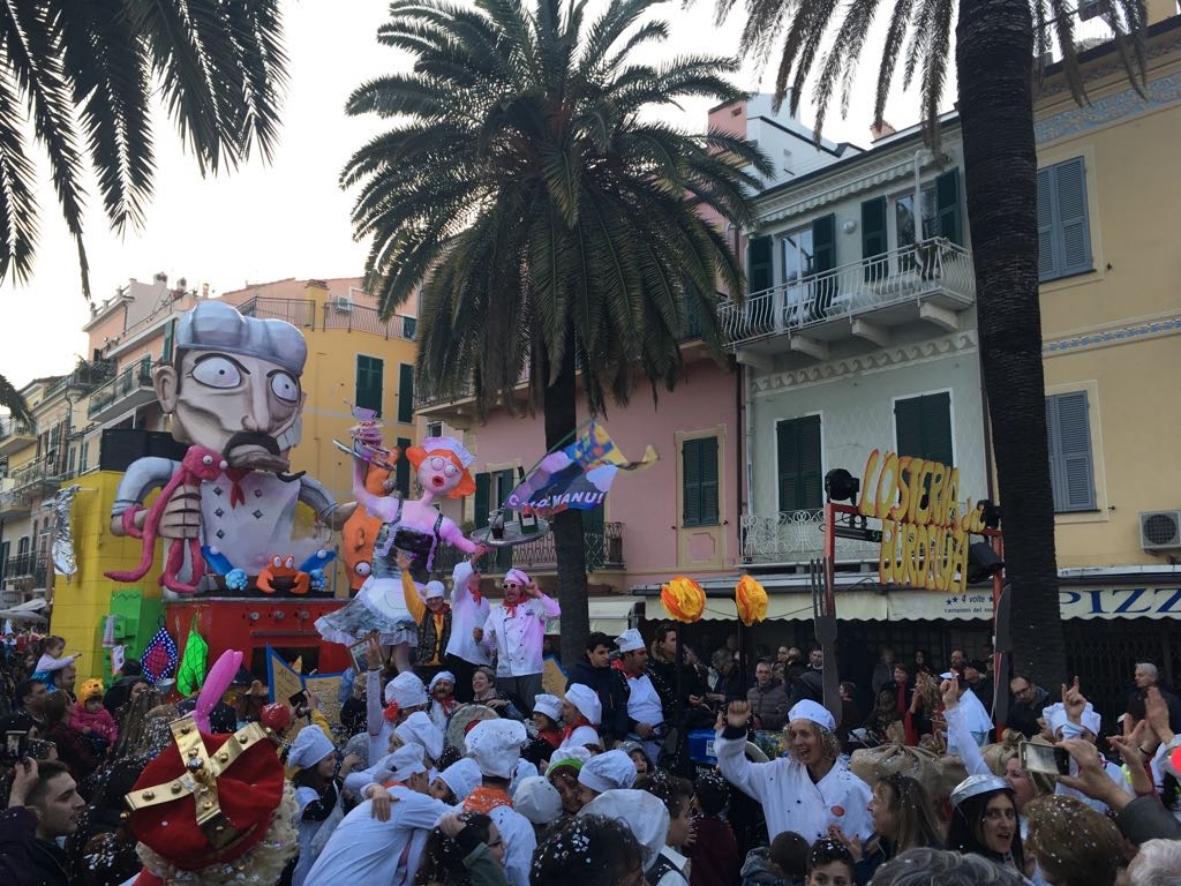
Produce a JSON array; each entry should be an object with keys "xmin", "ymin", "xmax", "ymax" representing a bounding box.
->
[{"xmin": 417, "ymin": 454, "xmax": 463, "ymax": 496}]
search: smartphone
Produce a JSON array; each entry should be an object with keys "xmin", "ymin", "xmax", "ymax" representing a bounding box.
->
[
  {"xmin": 288, "ymin": 690, "xmax": 309, "ymax": 707},
  {"xmin": 3, "ymin": 730, "xmax": 28, "ymax": 764},
  {"xmin": 1020, "ymin": 741, "xmax": 1071, "ymax": 776}
]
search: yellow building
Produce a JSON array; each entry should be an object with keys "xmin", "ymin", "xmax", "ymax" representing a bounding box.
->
[
  {"xmin": 1034, "ymin": 15, "xmax": 1181, "ymax": 675},
  {"xmin": 3, "ymin": 276, "xmax": 419, "ymax": 679}
]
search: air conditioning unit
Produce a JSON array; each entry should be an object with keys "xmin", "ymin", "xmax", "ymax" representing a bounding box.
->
[
  {"xmin": 1139, "ymin": 511, "xmax": 1181, "ymax": 552},
  {"xmin": 333, "ymin": 295, "xmax": 354, "ymax": 313}
]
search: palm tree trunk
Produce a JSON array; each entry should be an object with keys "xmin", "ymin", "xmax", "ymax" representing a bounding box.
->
[
  {"xmin": 542, "ymin": 336, "xmax": 591, "ymax": 667},
  {"xmin": 957, "ymin": 0, "xmax": 1066, "ymax": 686}
]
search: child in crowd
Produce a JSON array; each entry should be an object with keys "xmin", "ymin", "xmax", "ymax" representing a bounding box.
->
[
  {"xmin": 690, "ymin": 770, "xmax": 740, "ymax": 886},
  {"xmin": 638, "ymin": 773, "xmax": 695, "ymax": 886},
  {"xmin": 806, "ymin": 838, "xmax": 855, "ymax": 886},
  {"xmin": 741, "ymin": 831, "xmax": 810, "ymax": 886},
  {"xmin": 73, "ymin": 678, "xmax": 119, "ymax": 754},
  {"xmin": 31, "ymin": 634, "xmax": 79, "ymax": 688}
]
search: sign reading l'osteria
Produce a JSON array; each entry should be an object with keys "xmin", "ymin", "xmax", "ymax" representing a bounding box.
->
[{"xmin": 858, "ymin": 449, "xmax": 990, "ymax": 593}]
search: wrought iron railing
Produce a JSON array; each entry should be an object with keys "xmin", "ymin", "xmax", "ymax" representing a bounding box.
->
[
  {"xmin": 741, "ymin": 510, "xmax": 880, "ymax": 564},
  {"xmin": 238, "ymin": 296, "xmax": 316, "ymax": 328},
  {"xmin": 321, "ymin": 302, "xmax": 418, "ymax": 340},
  {"xmin": 432, "ymin": 521, "xmax": 624, "ymax": 576},
  {"xmin": 9, "ymin": 460, "xmax": 62, "ymax": 494},
  {"xmin": 42, "ymin": 360, "xmax": 114, "ymax": 400},
  {"xmin": 718, "ymin": 239, "xmax": 975, "ymax": 349},
  {"xmin": 0, "ymin": 418, "xmax": 34, "ymax": 442},
  {"xmin": 3, "ymin": 554, "xmax": 47, "ymax": 586},
  {"xmin": 87, "ymin": 358, "xmax": 155, "ymax": 419}
]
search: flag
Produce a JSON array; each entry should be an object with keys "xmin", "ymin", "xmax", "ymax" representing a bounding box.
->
[{"xmin": 505, "ymin": 420, "xmax": 657, "ymax": 517}]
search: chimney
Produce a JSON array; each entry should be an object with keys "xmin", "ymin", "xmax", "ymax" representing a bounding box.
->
[{"xmin": 871, "ymin": 121, "xmax": 897, "ymax": 142}]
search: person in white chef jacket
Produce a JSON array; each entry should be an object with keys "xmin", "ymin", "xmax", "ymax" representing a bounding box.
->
[
  {"xmin": 615, "ymin": 628, "xmax": 665, "ymax": 764},
  {"xmin": 714, "ymin": 698, "xmax": 874, "ymax": 845}
]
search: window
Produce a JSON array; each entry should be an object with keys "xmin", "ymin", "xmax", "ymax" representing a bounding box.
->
[
  {"xmin": 355, "ymin": 355, "xmax": 384, "ymax": 416},
  {"xmin": 682, "ymin": 436, "xmax": 719, "ymax": 527},
  {"xmin": 426, "ymin": 421, "xmax": 443, "ymax": 439},
  {"xmin": 777, "ymin": 416, "xmax": 823, "ymax": 512},
  {"xmin": 894, "ymin": 392, "xmax": 954, "ymax": 467},
  {"xmin": 79, "ymin": 441, "xmax": 89, "ymax": 474},
  {"xmin": 1046, "ymin": 392, "xmax": 1096, "ymax": 512},
  {"xmin": 747, "ymin": 236, "xmax": 773, "ymax": 295},
  {"xmin": 864, "ymin": 168, "xmax": 962, "ymax": 279},
  {"xmin": 162, "ymin": 319, "xmax": 175, "ymax": 363},
  {"xmin": 397, "ymin": 364, "xmax": 415, "ymax": 424},
  {"xmin": 473, "ymin": 469, "xmax": 517, "ymax": 529},
  {"xmin": 395, "ymin": 437, "xmax": 412, "ymax": 498},
  {"xmin": 782, "ymin": 215, "xmax": 836, "ymax": 319},
  {"xmin": 1038, "ymin": 157, "xmax": 1092, "ymax": 282}
]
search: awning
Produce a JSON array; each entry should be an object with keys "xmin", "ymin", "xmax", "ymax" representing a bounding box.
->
[
  {"xmin": 0, "ymin": 598, "xmax": 48, "ymax": 622},
  {"xmin": 546, "ymin": 598, "xmax": 637, "ymax": 635}
]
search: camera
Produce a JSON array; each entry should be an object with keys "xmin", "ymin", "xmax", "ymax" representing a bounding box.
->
[{"xmin": 1019, "ymin": 741, "xmax": 1071, "ymax": 776}]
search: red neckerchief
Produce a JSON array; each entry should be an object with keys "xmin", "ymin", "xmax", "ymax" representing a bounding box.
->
[
  {"xmin": 613, "ymin": 660, "xmax": 641, "ymax": 680},
  {"xmin": 540, "ymin": 727, "xmax": 562, "ymax": 749},
  {"xmin": 223, "ymin": 467, "xmax": 251, "ymax": 508},
  {"xmin": 436, "ymin": 697, "xmax": 460, "ymax": 717},
  {"xmin": 464, "ymin": 786, "xmax": 513, "ymax": 815},
  {"xmin": 503, "ymin": 598, "xmax": 523, "ymax": 616},
  {"xmin": 561, "ymin": 717, "xmax": 593, "ymax": 743}
]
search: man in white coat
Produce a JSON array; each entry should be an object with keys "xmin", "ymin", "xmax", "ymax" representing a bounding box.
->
[
  {"xmin": 444, "ymin": 556, "xmax": 490, "ymax": 703},
  {"xmin": 476, "ymin": 568, "xmax": 559, "ymax": 714},
  {"xmin": 305, "ymin": 745, "xmax": 451, "ymax": 886},
  {"xmin": 715, "ymin": 698, "xmax": 873, "ymax": 845},
  {"xmin": 616, "ymin": 628, "xmax": 665, "ymax": 763}
]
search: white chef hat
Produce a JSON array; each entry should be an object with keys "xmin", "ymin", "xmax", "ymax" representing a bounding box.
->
[
  {"xmin": 424, "ymin": 580, "xmax": 447, "ymax": 600},
  {"xmin": 388, "ymin": 743, "xmax": 427, "ymax": 781},
  {"xmin": 514, "ymin": 776, "xmax": 562, "ymax": 825},
  {"xmin": 614, "ymin": 628, "xmax": 645, "ymax": 653},
  {"xmin": 465, "ymin": 719, "xmax": 527, "ymax": 779},
  {"xmin": 547, "ymin": 745, "xmax": 592, "ymax": 776},
  {"xmin": 385, "ymin": 671, "xmax": 428, "ymax": 708},
  {"xmin": 788, "ymin": 699, "xmax": 836, "ymax": 732},
  {"xmin": 577, "ymin": 749, "xmax": 637, "ymax": 795},
  {"xmin": 429, "ymin": 671, "xmax": 457, "ymax": 693},
  {"xmin": 532, "ymin": 693, "xmax": 563, "ymax": 723},
  {"xmin": 564, "ymin": 683, "xmax": 602, "ymax": 726},
  {"xmin": 395, "ymin": 711, "xmax": 444, "ymax": 761},
  {"xmin": 509, "ymin": 758, "xmax": 540, "ymax": 798},
  {"xmin": 286, "ymin": 727, "xmax": 334, "ymax": 771},
  {"xmin": 504, "ymin": 568, "xmax": 531, "ymax": 587},
  {"xmin": 1042, "ymin": 701, "xmax": 1102, "ymax": 738},
  {"xmin": 437, "ymin": 757, "xmax": 482, "ymax": 803},
  {"xmin": 580, "ymin": 790, "xmax": 669, "ymax": 870}
]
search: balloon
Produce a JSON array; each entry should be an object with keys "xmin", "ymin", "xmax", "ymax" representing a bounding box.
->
[{"xmin": 194, "ymin": 649, "xmax": 242, "ymax": 733}]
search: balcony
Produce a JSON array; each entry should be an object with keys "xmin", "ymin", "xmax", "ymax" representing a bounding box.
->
[
  {"xmin": 239, "ymin": 295, "xmax": 316, "ymax": 329},
  {"xmin": 88, "ymin": 358, "xmax": 157, "ymax": 422},
  {"xmin": 42, "ymin": 360, "xmax": 114, "ymax": 401},
  {"xmin": 2, "ymin": 554, "xmax": 48, "ymax": 589},
  {"xmin": 322, "ymin": 302, "xmax": 418, "ymax": 341},
  {"xmin": 9, "ymin": 460, "xmax": 61, "ymax": 500},
  {"xmin": 0, "ymin": 488, "xmax": 30, "ymax": 519},
  {"xmin": 432, "ymin": 521, "xmax": 625, "ymax": 575},
  {"xmin": 0, "ymin": 418, "xmax": 35, "ymax": 458},
  {"xmin": 742, "ymin": 510, "xmax": 879, "ymax": 565},
  {"xmin": 719, "ymin": 239, "xmax": 975, "ymax": 363}
]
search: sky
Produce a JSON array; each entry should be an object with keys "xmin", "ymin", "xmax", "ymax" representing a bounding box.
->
[{"xmin": 0, "ymin": 0, "xmax": 944, "ymax": 389}]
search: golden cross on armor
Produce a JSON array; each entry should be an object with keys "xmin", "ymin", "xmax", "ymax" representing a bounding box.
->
[{"xmin": 124, "ymin": 715, "xmax": 269, "ymax": 847}]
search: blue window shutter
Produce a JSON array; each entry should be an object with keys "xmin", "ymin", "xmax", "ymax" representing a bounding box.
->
[
  {"xmin": 747, "ymin": 236, "xmax": 773, "ymax": 294},
  {"xmin": 395, "ymin": 437, "xmax": 411, "ymax": 497},
  {"xmin": 1037, "ymin": 168, "xmax": 1056, "ymax": 280},
  {"xmin": 1054, "ymin": 158, "xmax": 1092, "ymax": 276},
  {"xmin": 1047, "ymin": 392, "xmax": 1095, "ymax": 512}
]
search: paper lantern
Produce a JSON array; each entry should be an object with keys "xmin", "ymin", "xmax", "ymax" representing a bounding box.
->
[
  {"xmin": 735, "ymin": 574, "xmax": 769, "ymax": 626},
  {"xmin": 661, "ymin": 576, "xmax": 705, "ymax": 623}
]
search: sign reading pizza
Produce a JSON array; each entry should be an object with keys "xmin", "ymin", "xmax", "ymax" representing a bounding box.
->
[{"xmin": 858, "ymin": 449, "xmax": 989, "ymax": 592}]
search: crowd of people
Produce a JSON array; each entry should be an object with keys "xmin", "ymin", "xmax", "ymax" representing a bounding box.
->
[{"xmin": 1, "ymin": 602, "xmax": 1180, "ymax": 884}]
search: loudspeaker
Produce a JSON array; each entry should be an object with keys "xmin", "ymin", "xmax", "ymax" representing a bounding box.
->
[{"xmin": 99, "ymin": 429, "xmax": 188, "ymax": 472}]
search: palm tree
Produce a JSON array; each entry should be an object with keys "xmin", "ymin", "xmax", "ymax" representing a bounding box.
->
[
  {"xmin": 0, "ymin": 1, "xmax": 288, "ymax": 300},
  {"xmin": 0, "ymin": 2, "xmax": 287, "ymax": 437},
  {"xmin": 0, "ymin": 376, "xmax": 34, "ymax": 428},
  {"xmin": 715, "ymin": 0, "xmax": 1145, "ymax": 685},
  {"xmin": 343, "ymin": 0, "xmax": 770, "ymax": 663}
]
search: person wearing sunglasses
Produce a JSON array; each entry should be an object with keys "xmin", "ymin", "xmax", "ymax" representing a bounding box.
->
[{"xmin": 475, "ymin": 568, "xmax": 559, "ymax": 715}]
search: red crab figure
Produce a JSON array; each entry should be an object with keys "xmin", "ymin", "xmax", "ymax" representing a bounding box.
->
[{"xmin": 256, "ymin": 554, "xmax": 310, "ymax": 595}]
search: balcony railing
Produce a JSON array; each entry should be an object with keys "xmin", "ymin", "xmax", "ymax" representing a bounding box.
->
[
  {"xmin": 42, "ymin": 360, "xmax": 114, "ymax": 400},
  {"xmin": 238, "ymin": 296, "xmax": 316, "ymax": 328},
  {"xmin": 10, "ymin": 460, "xmax": 62, "ymax": 495},
  {"xmin": 719, "ymin": 239, "xmax": 975, "ymax": 350},
  {"xmin": 2, "ymin": 554, "xmax": 48, "ymax": 588},
  {"xmin": 88, "ymin": 358, "xmax": 156, "ymax": 420},
  {"xmin": 0, "ymin": 489, "xmax": 31, "ymax": 518},
  {"xmin": 322, "ymin": 302, "xmax": 418, "ymax": 340},
  {"xmin": 432, "ymin": 521, "xmax": 625, "ymax": 575},
  {"xmin": 0, "ymin": 418, "xmax": 34, "ymax": 443},
  {"xmin": 741, "ymin": 510, "xmax": 880, "ymax": 564}
]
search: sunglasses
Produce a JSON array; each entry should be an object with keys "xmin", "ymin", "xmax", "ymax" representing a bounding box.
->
[{"xmin": 502, "ymin": 581, "xmax": 521, "ymax": 589}]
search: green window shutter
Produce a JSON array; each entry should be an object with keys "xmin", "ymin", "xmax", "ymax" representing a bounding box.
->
[
  {"xmin": 747, "ymin": 236, "xmax": 773, "ymax": 294},
  {"xmin": 894, "ymin": 393, "xmax": 953, "ymax": 467},
  {"xmin": 935, "ymin": 169, "xmax": 962, "ymax": 245},
  {"xmin": 397, "ymin": 364, "xmax": 415, "ymax": 423},
  {"xmin": 79, "ymin": 441, "xmax": 88, "ymax": 473},
  {"xmin": 777, "ymin": 416, "xmax": 823, "ymax": 512},
  {"xmin": 395, "ymin": 437, "xmax": 412, "ymax": 497},
  {"xmin": 683, "ymin": 437, "xmax": 719, "ymax": 527},
  {"xmin": 355, "ymin": 356, "xmax": 384, "ymax": 416},
  {"xmin": 1038, "ymin": 158, "xmax": 1092, "ymax": 282},
  {"xmin": 474, "ymin": 472, "xmax": 491, "ymax": 529},
  {"xmin": 494, "ymin": 469, "xmax": 516, "ymax": 569},
  {"xmin": 812, "ymin": 215, "xmax": 836, "ymax": 273},
  {"xmin": 162, "ymin": 320, "xmax": 175, "ymax": 363},
  {"xmin": 861, "ymin": 197, "xmax": 887, "ymax": 281},
  {"xmin": 1046, "ymin": 392, "xmax": 1095, "ymax": 512}
]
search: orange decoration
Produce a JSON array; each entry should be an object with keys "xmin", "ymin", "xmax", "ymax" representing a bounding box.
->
[
  {"xmin": 661, "ymin": 576, "xmax": 706, "ymax": 624},
  {"xmin": 735, "ymin": 574, "xmax": 768, "ymax": 626}
]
